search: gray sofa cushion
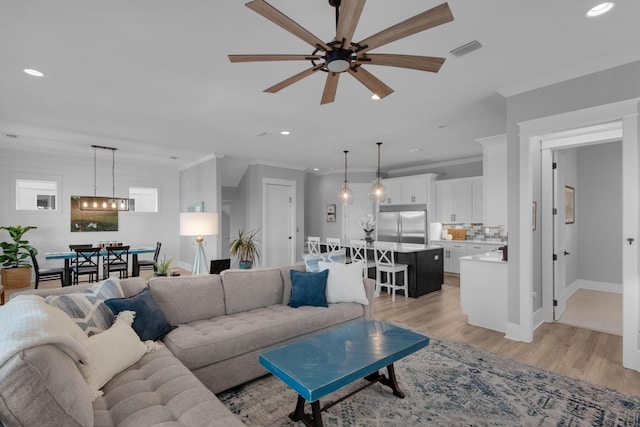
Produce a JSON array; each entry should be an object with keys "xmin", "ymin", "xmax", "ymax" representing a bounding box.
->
[
  {"xmin": 221, "ymin": 268, "xmax": 284, "ymax": 314},
  {"xmin": 93, "ymin": 347, "xmax": 244, "ymax": 427},
  {"xmin": 148, "ymin": 275, "xmax": 225, "ymax": 325},
  {"xmin": 0, "ymin": 345, "xmax": 93, "ymax": 427},
  {"xmin": 163, "ymin": 303, "xmax": 365, "ymax": 370}
]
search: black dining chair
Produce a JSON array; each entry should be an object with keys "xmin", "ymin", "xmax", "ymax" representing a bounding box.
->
[
  {"xmin": 29, "ymin": 248, "xmax": 65, "ymax": 289},
  {"xmin": 71, "ymin": 247, "xmax": 101, "ymax": 285},
  {"xmin": 103, "ymin": 245, "xmax": 130, "ymax": 279},
  {"xmin": 138, "ymin": 242, "xmax": 161, "ymax": 273}
]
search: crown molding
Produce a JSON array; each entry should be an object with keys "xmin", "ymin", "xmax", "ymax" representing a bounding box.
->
[{"xmin": 387, "ymin": 156, "xmax": 483, "ymax": 175}]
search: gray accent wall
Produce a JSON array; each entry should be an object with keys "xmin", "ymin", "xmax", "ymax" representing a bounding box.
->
[
  {"xmin": 178, "ymin": 157, "xmax": 222, "ymax": 269},
  {"xmin": 506, "ymin": 60, "xmax": 640, "ymax": 325},
  {"xmin": 577, "ymin": 142, "xmax": 622, "ymax": 284}
]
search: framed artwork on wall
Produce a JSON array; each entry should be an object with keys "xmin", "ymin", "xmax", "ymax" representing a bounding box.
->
[
  {"xmin": 70, "ymin": 196, "xmax": 118, "ymax": 232},
  {"xmin": 326, "ymin": 204, "xmax": 336, "ymax": 222},
  {"xmin": 565, "ymin": 186, "xmax": 575, "ymax": 224}
]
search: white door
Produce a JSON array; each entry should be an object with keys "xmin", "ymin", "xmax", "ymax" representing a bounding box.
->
[
  {"xmin": 552, "ymin": 151, "xmax": 567, "ymax": 320},
  {"xmin": 263, "ymin": 179, "xmax": 295, "ymax": 267}
]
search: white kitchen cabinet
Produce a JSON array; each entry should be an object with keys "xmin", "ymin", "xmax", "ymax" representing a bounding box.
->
[
  {"xmin": 477, "ymin": 134, "xmax": 507, "ymax": 226},
  {"xmin": 380, "ymin": 178, "xmax": 402, "ymax": 205},
  {"xmin": 466, "ymin": 243, "xmax": 501, "ymax": 256},
  {"xmin": 472, "ymin": 178, "xmax": 483, "ymax": 223},
  {"xmin": 439, "ymin": 241, "xmax": 467, "ymax": 274},
  {"xmin": 380, "ymin": 174, "xmax": 436, "ymax": 206},
  {"xmin": 436, "ymin": 178, "xmax": 480, "ymax": 223},
  {"xmin": 460, "ymin": 253, "xmax": 507, "ymax": 333}
]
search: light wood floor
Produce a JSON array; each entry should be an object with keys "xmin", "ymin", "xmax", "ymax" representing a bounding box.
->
[
  {"xmin": 7, "ymin": 271, "xmax": 640, "ymax": 397},
  {"xmin": 373, "ymin": 274, "xmax": 640, "ymax": 398}
]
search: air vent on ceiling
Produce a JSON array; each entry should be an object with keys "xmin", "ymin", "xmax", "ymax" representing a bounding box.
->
[
  {"xmin": 450, "ymin": 40, "xmax": 482, "ymax": 57},
  {"xmin": 6, "ymin": 133, "xmax": 18, "ymax": 138}
]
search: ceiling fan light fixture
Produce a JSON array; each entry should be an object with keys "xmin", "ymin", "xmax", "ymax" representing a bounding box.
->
[
  {"xmin": 371, "ymin": 94, "xmax": 381, "ymax": 100},
  {"xmin": 326, "ymin": 49, "xmax": 352, "ymax": 72}
]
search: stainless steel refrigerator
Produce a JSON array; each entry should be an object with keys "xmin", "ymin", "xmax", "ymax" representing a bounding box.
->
[{"xmin": 377, "ymin": 204, "xmax": 428, "ymax": 244}]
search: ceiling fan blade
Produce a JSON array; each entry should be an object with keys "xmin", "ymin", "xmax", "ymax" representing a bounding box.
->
[
  {"xmin": 347, "ymin": 66, "xmax": 394, "ymax": 99},
  {"xmin": 263, "ymin": 65, "xmax": 322, "ymax": 93},
  {"xmin": 357, "ymin": 54, "xmax": 445, "ymax": 72},
  {"xmin": 356, "ymin": 2, "xmax": 453, "ymax": 54},
  {"xmin": 336, "ymin": 0, "xmax": 366, "ymax": 47},
  {"xmin": 229, "ymin": 54, "xmax": 322, "ymax": 63},
  {"xmin": 246, "ymin": 0, "xmax": 330, "ymax": 51},
  {"xmin": 321, "ymin": 72, "xmax": 340, "ymax": 105}
]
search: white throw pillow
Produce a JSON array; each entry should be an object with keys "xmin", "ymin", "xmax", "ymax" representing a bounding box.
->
[
  {"xmin": 318, "ymin": 261, "xmax": 369, "ymax": 305},
  {"xmin": 79, "ymin": 311, "xmax": 147, "ymax": 395}
]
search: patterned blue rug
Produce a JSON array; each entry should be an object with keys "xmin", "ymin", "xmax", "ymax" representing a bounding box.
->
[{"xmin": 217, "ymin": 337, "xmax": 640, "ymax": 426}]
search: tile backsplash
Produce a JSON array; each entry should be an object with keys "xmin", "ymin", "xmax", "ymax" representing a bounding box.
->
[{"xmin": 441, "ymin": 224, "xmax": 507, "ymax": 242}]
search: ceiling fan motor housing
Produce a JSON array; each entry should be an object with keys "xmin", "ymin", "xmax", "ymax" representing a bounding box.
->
[{"xmin": 326, "ymin": 48, "xmax": 352, "ymax": 72}]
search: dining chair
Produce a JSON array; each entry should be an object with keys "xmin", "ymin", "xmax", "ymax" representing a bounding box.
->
[
  {"xmin": 138, "ymin": 241, "xmax": 161, "ymax": 273},
  {"xmin": 103, "ymin": 245, "xmax": 130, "ymax": 279},
  {"xmin": 307, "ymin": 236, "xmax": 321, "ymax": 255},
  {"xmin": 71, "ymin": 247, "xmax": 101, "ymax": 285},
  {"xmin": 373, "ymin": 242, "xmax": 408, "ymax": 302},
  {"xmin": 350, "ymin": 240, "xmax": 376, "ymax": 278},
  {"xmin": 29, "ymin": 248, "xmax": 65, "ymax": 289},
  {"xmin": 325, "ymin": 237, "xmax": 342, "ymax": 252}
]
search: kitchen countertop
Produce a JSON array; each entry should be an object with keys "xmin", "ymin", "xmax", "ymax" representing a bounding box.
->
[
  {"xmin": 431, "ymin": 239, "xmax": 507, "ymax": 245},
  {"xmin": 371, "ymin": 242, "xmax": 443, "ymax": 253},
  {"xmin": 459, "ymin": 251, "xmax": 507, "ymax": 264}
]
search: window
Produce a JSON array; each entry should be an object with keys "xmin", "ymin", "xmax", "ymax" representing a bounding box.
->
[
  {"xmin": 129, "ymin": 187, "xmax": 158, "ymax": 212},
  {"xmin": 16, "ymin": 179, "xmax": 57, "ymax": 210}
]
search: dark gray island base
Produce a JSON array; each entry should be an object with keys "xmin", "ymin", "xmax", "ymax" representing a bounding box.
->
[{"xmin": 365, "ymin": 243, "xmax": 443, "ymax": 298}]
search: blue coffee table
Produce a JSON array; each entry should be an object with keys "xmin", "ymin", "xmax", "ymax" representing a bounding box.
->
[{"xmin": 259, "ymin": 320, "xmax": 429, "ymax": 427}]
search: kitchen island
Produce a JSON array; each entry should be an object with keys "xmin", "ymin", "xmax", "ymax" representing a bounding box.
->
[
  {"xmin": 366, "ymin": 243, "xmax": 444, "ymax": 298},
  {"xmin": 459, "ymin": 251, "xmax": 507, "ymax": 332}
]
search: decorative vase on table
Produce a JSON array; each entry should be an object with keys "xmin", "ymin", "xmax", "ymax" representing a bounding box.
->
[{"xmin": 364, "ymin": 229, "xmax": 374, "ymax": 243}]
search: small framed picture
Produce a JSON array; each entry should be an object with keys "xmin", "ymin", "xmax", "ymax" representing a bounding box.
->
[
  {"xmin": 565, "ymin": 186, "xmax": 575, "ymax": 224},
  {"xmin": 327, "ymin": 204, "xmax": 336, "ymax": 214},
  {"xmin": 327, "ymin": 213, "xmax": 336, "ymax": 223}
]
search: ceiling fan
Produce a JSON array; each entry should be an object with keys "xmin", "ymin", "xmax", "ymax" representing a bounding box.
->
[{"xmin": 228, "ymin": 0, "xmax": 454, "ymax": 104}]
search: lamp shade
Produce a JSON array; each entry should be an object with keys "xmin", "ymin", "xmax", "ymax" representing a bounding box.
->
[{"xmin": 180, "ymin": 212, "xmax": 219, "ymax": 236}]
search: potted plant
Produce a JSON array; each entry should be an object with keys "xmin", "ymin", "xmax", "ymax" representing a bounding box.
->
[
  {"xmin": 0, "ymin": 225, "xmax": 38, "ymax": 289},
  {"xmin": 229, "ymin": 229, "xmax": 260, "ymax": 269},
  {"xmin": 153, "ymin": 255, "xmax": 174, "ymax": 277}
]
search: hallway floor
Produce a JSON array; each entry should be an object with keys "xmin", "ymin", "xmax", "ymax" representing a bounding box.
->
[{"xmin": 557, "ymin": 289, "xmax": 622, "ymax": 336}]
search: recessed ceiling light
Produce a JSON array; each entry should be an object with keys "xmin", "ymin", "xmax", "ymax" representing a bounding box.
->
[
  {"xmin": 281, "ymin": 130, "xmax": 290, "ymax": 135},
  {"xmin": 409, "ymin": 148, "xmax": 423, "ymax": 153},
  {"xmin": 313, "ymin": 168, "xmax": 319, "ymax": 171},
  {"xmin": 23, "ymin": 68, "xmax": 44, "ymax": 77},
  {"xmin": 371, "ymin": 94, "xmax": 380, "ymax": 100},
  {"xmin": 586, "ymin": 2, "xmax": 615, "ymax": 17}
]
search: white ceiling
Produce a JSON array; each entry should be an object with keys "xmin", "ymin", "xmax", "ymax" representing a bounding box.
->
[{"xmin": 1, "ymin": 1, "xmax": 639, "ymax": 176}]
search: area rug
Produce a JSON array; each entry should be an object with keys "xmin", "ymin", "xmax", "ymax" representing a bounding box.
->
[{"xmin": 217, "ymin": 337, "xmax": 640, "ymax": 426}]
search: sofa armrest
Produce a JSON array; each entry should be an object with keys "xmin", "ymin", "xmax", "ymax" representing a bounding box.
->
[{"xmin": 362, "ymin": 278, "xmax": 375, "ymax": 320}]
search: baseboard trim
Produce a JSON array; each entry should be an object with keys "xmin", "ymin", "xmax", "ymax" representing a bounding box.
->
[
  {"xmin": 505, "ymin": 321, "xmax": 532, "ymax": 342},
  {"xmin": 533, "ymin": 308, "xmax": 544, "ymax": 330}
]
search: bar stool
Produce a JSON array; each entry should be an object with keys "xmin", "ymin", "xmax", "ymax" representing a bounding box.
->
[
  {"xmin": 350, "ymin": 240, "xmax": 376, "ymax": 278},
  {"xmin": 307, "ymin": 236, "xmax": 321, "ymax": 255},
  {"xmin": 326, "ymin": 237, "xmax": 341, "ymax": 252},
  {"xmin": 373, "ymin": 243, "xmax": 408, "ymax": 302}
]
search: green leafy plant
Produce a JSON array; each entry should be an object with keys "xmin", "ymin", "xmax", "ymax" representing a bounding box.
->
[
  {"xmin": 153, "ymin": 255, "xmax": 174, "ymax": 275},
  {"xmin": 229, "ymin": 229, "xmax": 261, "ymax": 267},
  {"xmin": 0, "ymin": 225, "xmax": 38, "ymax": 268}
]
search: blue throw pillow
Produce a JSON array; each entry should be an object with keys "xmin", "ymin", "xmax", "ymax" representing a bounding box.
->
[
  {"xmin": 288, "ymin": 269, "xmax": 329, "ymax": 308},
  {"xmin": 104, "ymin": 288, "xmax": 174, "ymax": 341}
]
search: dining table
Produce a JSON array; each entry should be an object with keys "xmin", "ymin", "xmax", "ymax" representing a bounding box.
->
[{"xmin": 45, "ymin": 247, "xmax": 156, "ymax": 286}]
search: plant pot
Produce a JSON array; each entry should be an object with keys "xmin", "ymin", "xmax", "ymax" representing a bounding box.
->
[
  {"xmin": 1, "ymin": 266, "xmax": 32, "ymax": 289},
  {"xmin": 154, "ymin": 272, "xmax": 168, "ymax": 277},
  {"xmin": 239, "ymin": 261, "xmax": 252, "ymax": 269}
]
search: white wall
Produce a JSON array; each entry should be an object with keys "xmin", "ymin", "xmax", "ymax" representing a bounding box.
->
[
  {"xmin": 0, "ymin": 147, "xmax": 180, "ymax": 272},
  {"xmin": 178, "ymin": 157, "xmax": 221, "ymax": 270},
  {"xmin": 577, "ymin": 142, "xmax": 622, "ymax": 284}
]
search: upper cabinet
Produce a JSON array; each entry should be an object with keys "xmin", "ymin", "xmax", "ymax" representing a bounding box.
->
[
  {"xmin": 476, "ymin": 134, "xmax": 507, "ymax": 226},
  {"xmin": 436, "ymin": 177, "xmax": 482, "ymax": 223},
  {"xmin": 379, "ymin": 174, "xmax": 437, "ymax": 207}
]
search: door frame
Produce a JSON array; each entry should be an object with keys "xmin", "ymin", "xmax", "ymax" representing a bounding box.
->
[
  {"xmin": 262, "ymin": 178, "xmax": 296, "ymax": 267},
  {"xmin": 517, "ymin": 97, "xmax": 639, "ymax": 370}
]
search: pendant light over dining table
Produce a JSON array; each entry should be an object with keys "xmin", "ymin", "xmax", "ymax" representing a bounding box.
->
[
  {"xmin": 337, "ymin": 150, "xmax": 354, "ymax": 205},
  {"xmin": 369, "ymin": 142, "xmax": 388, "ymax": 203},
  {"xmin": 79, "ymin": 145, "xmax": 132, "ymax": 211}
]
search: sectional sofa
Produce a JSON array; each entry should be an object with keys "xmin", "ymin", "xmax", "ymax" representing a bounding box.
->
[{"xmin": 0, "ymin": 264, "xmax": 374, "ymax": 426}]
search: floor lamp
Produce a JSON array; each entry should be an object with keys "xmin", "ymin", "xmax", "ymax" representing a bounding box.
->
[{"xmin": 180, "ymin": 212, "xmax": 219, "ymax": 275}]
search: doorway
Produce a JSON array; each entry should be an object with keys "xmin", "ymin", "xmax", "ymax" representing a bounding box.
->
[
  {"xmin": 550, "ymin": 141, "xmax": 623, "ymax": 336},
  {"xmin": 262, "ymin": 178, "xmax": 296, "ymax": 267}
]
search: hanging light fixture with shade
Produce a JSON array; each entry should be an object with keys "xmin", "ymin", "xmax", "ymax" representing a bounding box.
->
[
  {"xmin": 79, "ymin": 145, "xmax": 133, "ymax": 211},
  {"xmin": 369, "ymin": 142, "xmax": 388, "ymax": 203},
  {"xmin": 337, "ymin": 150, "xmax": 354, "ymax": 205}
]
